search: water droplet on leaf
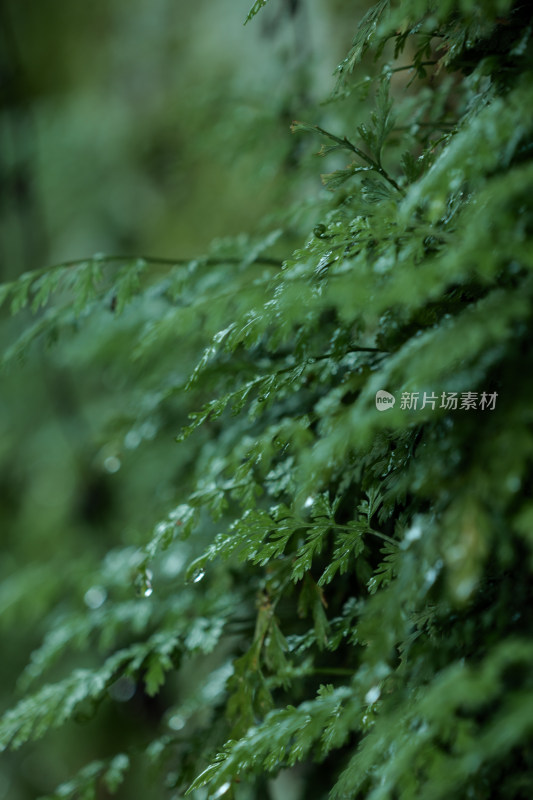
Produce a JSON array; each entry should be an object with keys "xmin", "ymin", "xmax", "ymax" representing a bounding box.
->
[
  {"xmin": 135, "ymin": 568, "xmax": 153, "ymax": 598},
  {"xmin": 109, "ymin": 676, "xmax": 136, "ymax": 703},
  {"xmin": 424, "ymin": 567, "xmax": 438, "ymax": 587},
  {"xmin": 365, "ymin": 686, "xmax": 381, "ymax": 704},
  {"xmin": 140, "ymin": 420, "xmax": 157, "ymax": 440},
  {"xmin": 211, "ymin": 781, "xmax": 232, "ymax": 799},
  {"xmin": 104, "ymin": 455, "xmax": 121, "ymax": 474},
  {"xmin": 192, "ymin": 569, "xmax": 206, "ymax": 584},
  {"xmin": 124, "ymin": 430, "xmax": 142, "ymax": 450},
  {"xmin": 313, "ymin": 223, "xmax": 328, "ymax": 238},
  {"xmin": 168, "ymin": 713, "xmax": 186, "ymax": 731},
  {"xmin": 404, "ymin": 522, "xmax": 422, "ymax": 544},
  {"xmin": 84, "ymin": 585, "xmax": 107, "ymax": 609}
]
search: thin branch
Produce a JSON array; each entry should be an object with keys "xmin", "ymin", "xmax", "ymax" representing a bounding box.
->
[
  {"xmin": 44, "ymin": 253, "xmax": 283, "ymax": 272},
  {"xmin": 306, "ymin": 668, "xmax": 355, "ymax": 676},
  {"xmin": 333, "ymin": 524, "xmax": 398, "ymax": 547},
  {"xmin": 295, "ymin": 122, "xmax": 406, "ymax": 196},
  {"xmin": 386, "ymin": 60, "xmax": 437, "ymax": 74},
  {"xmin": 394, "ymin": 121, "xmax": 456, "ymax": 131}
]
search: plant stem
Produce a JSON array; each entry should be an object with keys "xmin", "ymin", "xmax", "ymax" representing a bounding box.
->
[
  {"xmin": 45, "ymin": 253, "xmax": 283, "ymax": 272},
  {"xmin": 311, "ymin": 125, "xmax": 405, "ymax": 196},
  {"xmin": 387, "ymin": 60, "xmax": 437, "ymax": 73}
]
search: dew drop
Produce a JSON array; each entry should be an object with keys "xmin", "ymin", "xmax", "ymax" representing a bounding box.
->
[
  {"xmin": 162, "ymin": 552, "xmax": 185, "ymax": 578},
  {"xmin": 168, "ymin": 713, "xmax": 186, "ymax": 731},
  {"xmin": 84, "ymin": 585, "xmax": 107, "ymax": 610},
  {"xmin": 165, "ymin": 771, "xmax": 179, "ymax": 789},
  {"xmin": 424, "ymin": 567, "xmax": 438, "ymax": 587},
  {"xmin": 424, "ymin": 559, "xmax": 443, "ymax": 589},
  {"xmin": 212, "ymin": 781, "xmax": 232, "ymax": 799},
  {"xmin": 155, "ymin": 521, "xmax": 169, "ymax": 536},
  {"xmin": 140, "ymin": 420, "xmax": 157, "ymax": 440},
  {"xmin": 136, "ymin": 568, "xmax": 153, "ymax": 598},
  {"xmin": 373, "ymin": 256, "xmax": 390, "ymax": 274},
  {"xmin": 365, "ymin": 686, "xmax": 381, "ymax": 704},
  {"xmin": 109, "ymin": 676, "xmax": 136, "ymax": 703},
  {"xmin": 404, "ymin": 522, "xmax": 422, "ymax": 544},
  {"xmin": 192, "ymin": 569, "xmax": 206, "ymax": 584},
  {"xmin": 304, "ymin": 496, "xmax": 315, "ymax": 509},
  {"xmin": 124, "ymin": 430, "xmax": 142, "ymax": 450},
  {"xmin": 455, "ymin": 576, "xmax": 476, "ymax": 601},
  {"xmin": 104, "ymin": 455, "xmax": 121, "ymax": 474}
]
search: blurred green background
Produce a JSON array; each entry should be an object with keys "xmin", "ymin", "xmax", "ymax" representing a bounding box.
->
[
  {"xmin": 1, "ymin": 0, "xmax": 357, "ymax": 274},
  {"xmin": 0, "ymin": 2, "xmax": 361, "ymax": 797}
]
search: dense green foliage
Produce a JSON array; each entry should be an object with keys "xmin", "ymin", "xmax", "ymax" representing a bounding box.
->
[{"xmin": 1, "ymin": 0, "xmax": 533, "ymax": 798}]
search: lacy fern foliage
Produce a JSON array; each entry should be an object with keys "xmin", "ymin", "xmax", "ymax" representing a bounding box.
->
[{"xmin": 1, "ymin": 1, "xmax": 533, "ymax": 799}]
